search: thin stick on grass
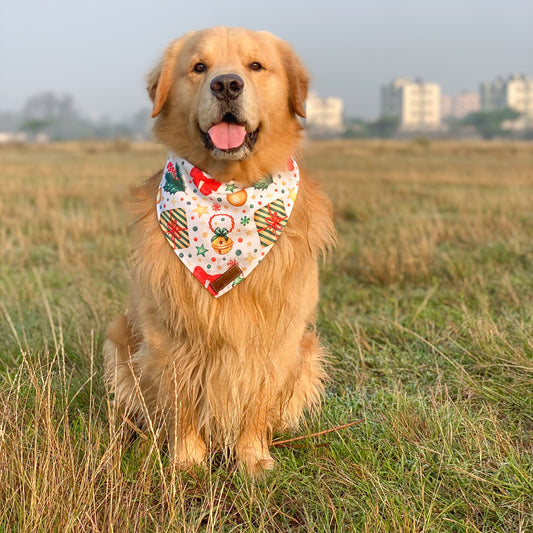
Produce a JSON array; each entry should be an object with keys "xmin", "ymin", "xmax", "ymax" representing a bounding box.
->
[
  {"xmin": 121, "ymin": 414, "xmax": 149, "ymax": 440},
  {"xmin": 121, "ymin": 417, "xmax": 365, "ymax": 448},
  {"xmin": 271, "ymin": 419, "xmax": 365, "ymax": 447}
]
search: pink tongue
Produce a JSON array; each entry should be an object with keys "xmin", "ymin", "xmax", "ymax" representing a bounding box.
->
[{"xmin": 208, "ymin": 122, "xmax": 246, "ymax": 150}]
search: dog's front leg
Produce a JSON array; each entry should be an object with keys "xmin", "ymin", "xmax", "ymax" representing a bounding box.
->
[
  {"xmin": 168, "ymin": 421, "xmax": 207, "ymax": 469},
  {"xmin": 235, "ymin": 403, "xmax": 275, "ymax": 476}
]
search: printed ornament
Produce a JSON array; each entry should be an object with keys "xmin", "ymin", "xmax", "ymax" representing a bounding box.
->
[
  {"xmin": 227, "ymin": 190, "xmax": 247, "ymax": 206},
  {"xmin": 156, "ymin": 154, "xmax": 300, "ymax": 297},
  {"xmin": 209, "ymin": 214, "xmax": 235, "ymax": 255}
]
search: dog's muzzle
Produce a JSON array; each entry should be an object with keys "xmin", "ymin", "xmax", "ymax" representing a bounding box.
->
[{"xmin": 199, "ymin": 73, "xmax": 260, "ymax": 159}]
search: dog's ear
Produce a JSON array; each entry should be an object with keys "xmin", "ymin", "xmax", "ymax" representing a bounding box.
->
[
  {"xmin": 147, "ymin": 38, "xmax": 185, "ymax": 118},
  {"xmin": 278, "ymin": 40, "xmax": 309, "ymax": 118}
]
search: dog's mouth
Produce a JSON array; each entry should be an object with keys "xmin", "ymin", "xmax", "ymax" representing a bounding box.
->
[{"xmin": 202, "ymin": 112, "xmax": 259, "ymax": 157}]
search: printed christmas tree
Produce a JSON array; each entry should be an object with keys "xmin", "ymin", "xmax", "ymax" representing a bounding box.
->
[
  {"xmin": 164, "ymin": 161, "xmax": 186, "ymax": 193},
  {"xmin": 254, "ymin": 175, "xmax": 274, "ymax": 190}
]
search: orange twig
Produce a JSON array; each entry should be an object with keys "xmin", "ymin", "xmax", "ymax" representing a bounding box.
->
[
  {"xmin": 121, "ymin": 414, "xmax": 148, "ymax": 440},
  {"xmin": 271, "ymin": 419, "xmax": 365, "ymax": 447}
]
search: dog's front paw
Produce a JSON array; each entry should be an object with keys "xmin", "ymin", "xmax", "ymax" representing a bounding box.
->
[
  {"xmin": 170, "ymin": 431, "xmax": 207, "ymax": 469},
  {"xmin": 240, "ymin": 456, "xmax": 276, "ymax": 478},
  {"xmin": 236, "ymin": 445, "xmax": 276, "ymax": 477}
]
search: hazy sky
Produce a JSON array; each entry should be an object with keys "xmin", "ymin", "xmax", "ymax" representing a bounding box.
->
[{"xmin": 1, "ymin": 0, "xmax": 532, "ymax": 120}]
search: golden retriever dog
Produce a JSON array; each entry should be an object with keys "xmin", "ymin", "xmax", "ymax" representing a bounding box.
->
[{"xmin": 103, "ymin": 26, "xmax": 335, "ymax": 475}]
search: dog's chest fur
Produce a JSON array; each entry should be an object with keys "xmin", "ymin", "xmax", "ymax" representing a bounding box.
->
[{"xmin": 123, "ymin": 167, "xmax": 332, "ymax": 443}]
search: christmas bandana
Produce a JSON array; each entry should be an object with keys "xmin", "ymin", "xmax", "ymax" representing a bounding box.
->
[{"xmin": 156, "ymin": 154, "xmax": 300, "ymax": 297}]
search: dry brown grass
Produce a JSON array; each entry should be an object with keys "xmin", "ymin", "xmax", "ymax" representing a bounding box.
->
[{"xmin": 306, "ymin": 139, "xmax": 533, "ymax": 285}]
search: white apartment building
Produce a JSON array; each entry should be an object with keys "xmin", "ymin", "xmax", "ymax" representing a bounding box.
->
[
  {"xmin": 480, "ymin": 74, "xmax": 533, "ymax": 119},
  {"xmin": 305, "ymin": 92, "xmax": 344, "ymax": 131},
  {"xmin": 381, "ymin": 78, "xmax": 441, "ymax": 131}
]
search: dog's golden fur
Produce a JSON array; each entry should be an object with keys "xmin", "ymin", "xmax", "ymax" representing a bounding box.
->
[{"xmin": 103, "ymin": 27, "xmax": 335, "ymax": 475}]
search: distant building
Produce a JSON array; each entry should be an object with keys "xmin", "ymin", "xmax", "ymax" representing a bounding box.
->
[
  {"xmin": 441, "ymin": 92, "xmax": 480, "ymax": 120},
  {"xmin": 441, "ymin": 95, "xmax": 453, "ymax": 119},
  {"xmin": 305, "ymin": 92, "xmax": 344, "ymax": 132},
  {"xmin": 34, "ymin": 132, "xmax": 50, "ymax": 143},
  {"xmin": 0, "ymin": 132, "xmax": 27, "ymax": 144},
  {"xmin": 480, "ymin": 74, "xmax": 533, "ymax": 119},
  {"xmin": 381, "ymin": 78, "xmax": 441, "ymax": 131},
  {"xmin": 453, "ymin": 92, "xmax": 481, "ymax": 119}
]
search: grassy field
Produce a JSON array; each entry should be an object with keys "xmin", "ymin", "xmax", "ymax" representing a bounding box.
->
[{"xmin": 1, "ymin": 139, "xmax": 532, "ymax": 531}]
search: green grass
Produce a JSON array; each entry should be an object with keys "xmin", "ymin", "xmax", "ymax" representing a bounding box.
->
[{"xmin": 1, "ymin": 140, "xmax": 532, "ymax": 531}]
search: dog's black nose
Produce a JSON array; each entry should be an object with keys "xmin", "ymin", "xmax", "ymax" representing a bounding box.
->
[{"xmin": 210, "ymin": 74, "xmax": 244, "ymax": 101}]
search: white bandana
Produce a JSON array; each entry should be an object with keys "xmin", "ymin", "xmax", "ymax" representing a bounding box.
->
[{"xmin": 156, "ymin": 154, "xmax": 300, "ymax": 297}]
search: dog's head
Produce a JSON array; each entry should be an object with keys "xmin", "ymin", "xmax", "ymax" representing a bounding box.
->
[{"xmin": 147, "ymin": 27, "xmax": 309, "ymax": 183}]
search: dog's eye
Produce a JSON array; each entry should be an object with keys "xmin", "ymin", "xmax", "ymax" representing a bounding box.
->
[
  {"xmin": 249, "ymin": 62, "xmax": 263, "ymax": 71},
  {"xmin": 193, "ymin": 63, "xmax": 207, "ymax": 73}
]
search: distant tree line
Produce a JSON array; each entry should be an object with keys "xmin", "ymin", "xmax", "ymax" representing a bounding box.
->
[
  {"xmin": 2, "ymin": 92, "xmax": 530, "ymax": 141},
  {"xmin": 459, "ymin": 108, "xmax": 522, "ymax": 139},
  {"xmin": 342, "ymin": 108, "xmax": 531, "ymax": 140},
  {"xmin": 342, "ymin": 116, "xmax": 400, "ymax": 139},
  {"xmin": 0, "ymin": 92, "xmax": 152, "ymax": 141}
]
